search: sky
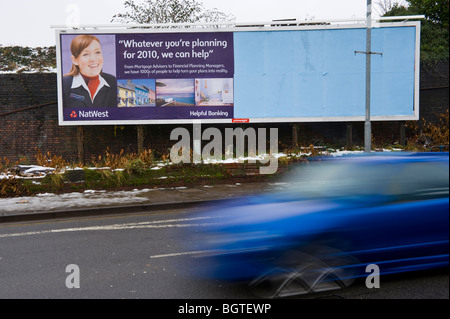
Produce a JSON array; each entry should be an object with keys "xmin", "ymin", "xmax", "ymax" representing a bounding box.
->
[{"xmin": 0, "ymin": 0, "xmax": 378, "ymax": 47}]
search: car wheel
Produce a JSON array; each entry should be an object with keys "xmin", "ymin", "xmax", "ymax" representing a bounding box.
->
[{"xmin": 249, "ymin": 245, "xmax": 359, "ymax": 298}]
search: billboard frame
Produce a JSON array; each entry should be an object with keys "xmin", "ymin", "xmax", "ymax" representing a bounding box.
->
[{"xmin": 55, "ymin": 19, "xmax": 421, "ymax": 126}]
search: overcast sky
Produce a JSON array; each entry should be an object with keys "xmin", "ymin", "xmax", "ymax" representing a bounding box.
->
[{"xmin": 0, "ymin": 0, "xmax": 378, "ymax": 47}]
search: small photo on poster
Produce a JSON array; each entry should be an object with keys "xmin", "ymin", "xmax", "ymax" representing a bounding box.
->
[
  {"xmin": 156, "ymin": 79, "xmax": 195, "ymax": 107},
  {"xmin": 195, "ymin": 78, "xmax": 234, "ymax": 106},
  {"xmin": 117, "ymin": 79, "xmax": 156, "ymax": 107},
  {"xmin": 60, "ymin": 34, "xmax": 117, "ymax": 108}
]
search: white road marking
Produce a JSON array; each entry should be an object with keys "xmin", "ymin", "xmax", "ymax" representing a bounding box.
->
[
  {"xmin": 149, "ymin": 250, "xmax": 212, "ymax": 259},
  {"xmin": 0, "ymin": 216, "xmax": 214, "ymax": 239}
]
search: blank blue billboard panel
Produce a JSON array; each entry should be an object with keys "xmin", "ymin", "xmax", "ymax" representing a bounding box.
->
[{"xmin": 233, "ymin": 25, "xmax": 417, "ymax": 121}]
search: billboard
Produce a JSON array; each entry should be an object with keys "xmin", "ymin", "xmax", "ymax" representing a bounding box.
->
[{"xmin": 56, "ymin": 22, "xmax": 420, "ymax": 125}]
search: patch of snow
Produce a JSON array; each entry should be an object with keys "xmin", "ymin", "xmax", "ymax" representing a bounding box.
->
[{"xmin": 0, "ymin": 188, "xmax": 154, "ymax": 214}]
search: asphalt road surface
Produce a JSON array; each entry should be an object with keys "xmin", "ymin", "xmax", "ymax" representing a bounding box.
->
[{"xmin": 0, "ymin": 207, "xmax": 448, "ymax": 300}]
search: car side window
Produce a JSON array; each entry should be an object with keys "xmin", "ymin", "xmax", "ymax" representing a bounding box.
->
[{"xmin": 389, "ymin": 162, "xmax": 449, "ymax": 202}]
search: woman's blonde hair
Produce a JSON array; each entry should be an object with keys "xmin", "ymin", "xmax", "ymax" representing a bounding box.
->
[{"xmin": 65, "ymin": 35, "xmax": 101, "ymax": 77}]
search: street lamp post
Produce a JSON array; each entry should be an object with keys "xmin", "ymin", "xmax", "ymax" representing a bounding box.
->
[{"xmin": 365, "ymin": 0, "xmax": 372, "ymax": 153}]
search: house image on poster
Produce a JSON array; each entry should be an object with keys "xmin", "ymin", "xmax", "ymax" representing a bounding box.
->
[
  {"xmin": 117, "ymin": 82, "xmax": 135, "ymax": 107},
  {"xmin": 147, "ymin": 87, "xmax": 156, "ymax": 105},
  {"xmin": 128, "ymin": 80, "xmax": 156, "ymax": 107},
  {"xmin": 117, "ymin": 80, "xmax": 156, "ymax": 107}
]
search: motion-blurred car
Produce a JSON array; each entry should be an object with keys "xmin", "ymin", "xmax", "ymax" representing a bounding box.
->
[{"xmin": 189, "ymin": 152, "xmax": 449, "ymax": 298}]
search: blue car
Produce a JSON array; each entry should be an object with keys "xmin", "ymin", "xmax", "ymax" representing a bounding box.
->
[{"xmin": 189, "ymin": 152, "xmax": 449, "ymax": 298}]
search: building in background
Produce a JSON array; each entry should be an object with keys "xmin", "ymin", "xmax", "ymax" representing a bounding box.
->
[{"xmin": 117, "ymin": 82, "xmax": 135, "ymax": 107}]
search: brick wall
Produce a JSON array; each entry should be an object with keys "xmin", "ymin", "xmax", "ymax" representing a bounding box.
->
[
  {"xmin": 0, "ymin": 74, "xmax": 73, "ymax": 162},
  {"xmin": 1, "ymin": 61, "xmax": 448, "ymax": 163},
  {"xmin": 418, "ymin": 61, "xmax": 449, "ymax": 124}
]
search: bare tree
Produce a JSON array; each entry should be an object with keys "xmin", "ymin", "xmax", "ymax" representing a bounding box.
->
[
  {"xmin": 112, "ymin": 0, "xmax": 234, "ymax": 24},
  {"xmin": 374, "ymin": 0, "xmax": 409, "ymax": 15}
]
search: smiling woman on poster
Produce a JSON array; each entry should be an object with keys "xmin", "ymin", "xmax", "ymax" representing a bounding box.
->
[{"xmin": 63, "ymin": 35, "xmax": 117, "ymax": 108}]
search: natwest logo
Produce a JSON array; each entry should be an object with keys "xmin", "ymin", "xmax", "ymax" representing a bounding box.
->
[
  {"xmin": 79, "ymin": 110, "xmax": 110, "ymax": 118},
  {"xmin": 68, "ymin": 110, "xmax": 110, "ymax": 120}
]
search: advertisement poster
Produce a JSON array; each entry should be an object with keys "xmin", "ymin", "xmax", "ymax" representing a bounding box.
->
[
  {"xmin": 58, "ymin": 23, "xmax": 419, "ymax": 125},
  {"xmin": 59, "ymin": 32, "xmax": 234, "ymax": 123}
]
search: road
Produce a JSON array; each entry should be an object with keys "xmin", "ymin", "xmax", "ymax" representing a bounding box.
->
[{"xmin": 0, "ymin": 207, "xmax": 448, "ymax": 300}]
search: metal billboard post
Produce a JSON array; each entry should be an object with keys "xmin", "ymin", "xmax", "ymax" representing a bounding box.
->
[
  {"xmin": 356, "ymin": 1, "xmax": 387, "ymax": 152},
  {"xmin": 365, "ymin": 0, "xmax": 373, "ymax": 153}
]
